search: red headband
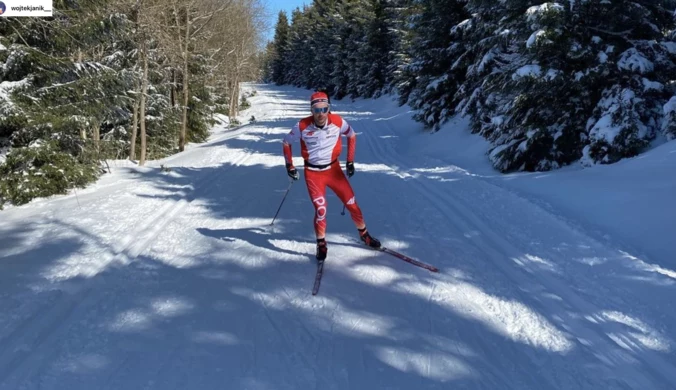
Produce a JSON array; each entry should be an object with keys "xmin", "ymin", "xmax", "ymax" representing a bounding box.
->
[{"xmin": 310, "ymin": 92, "xmax": 329, "ymax": 106}]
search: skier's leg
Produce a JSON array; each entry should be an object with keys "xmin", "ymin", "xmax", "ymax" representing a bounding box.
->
[
  {"xmin": 326, "ymin": 163, "xmax": 365, "ymax": 229},
  {"xmin": 304, "ymin": 168, "xmax": 329, "ymax": 239},
  {"xmin": 327, "ymin": 163, "xmax": 381, "ymax": 248},
  {"xmin": 305, "ymin": 168, "xmax": 330, "ymax": 260}
]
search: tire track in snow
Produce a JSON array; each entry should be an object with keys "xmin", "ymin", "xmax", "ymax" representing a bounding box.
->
[
  {"xmin": 364, "ymin": 120, "xmax": 676, "ymax": 388},
  {"xmin": 0, "ymin": 132, "xmax": 257, "ymax": 388}
]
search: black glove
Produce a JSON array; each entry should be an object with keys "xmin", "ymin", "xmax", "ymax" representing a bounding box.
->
[
  {"xmin": 286, "ymin": 163, "xmax": 299, "ymax": 180},
  {"xmin": 346, "ymin": 161, "xmax": 355, "ymax": 177}
]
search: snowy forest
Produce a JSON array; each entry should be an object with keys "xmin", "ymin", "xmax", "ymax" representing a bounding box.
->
[
  {"xmin": 0, "ymin": 0, "xmax": 265, "ymax": 208},
  {"xmin": 262, "ymin": 0, "xmax": 676, "ymax": 172}
]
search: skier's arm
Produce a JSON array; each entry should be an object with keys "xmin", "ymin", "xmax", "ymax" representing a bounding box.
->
[
  {"xmin": 283, "ymin": 122, "xmax": 301, "ymax": 167},
  {"xmin": 341, "ymin": 119, "xmax": 356, "ymax": 162}
]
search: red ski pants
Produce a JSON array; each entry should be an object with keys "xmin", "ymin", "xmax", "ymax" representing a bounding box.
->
[{"xmin": 304, "ymin": 162, "xmax": 365, "ymax": 238}]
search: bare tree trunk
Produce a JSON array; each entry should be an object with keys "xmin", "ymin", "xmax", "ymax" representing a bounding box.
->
[
  {"xmin": 129, "ymin": 94, "xmax": 139, "ymax": 160},
  {"xmin": 139, "ymin": 38, "xmax": 149, "ymax": 166},
  {"xmin": 179, "ymin": 8, "xmax": 191, "ymax": 152},
  {"xmin": 229, "ymin": 72, "xmax": 239, "ymax": 119},
  {"xmin": 171, "ymin": 69, "xmax": 177, "ymax": 107},
  {"xmin": 93, "ymin": 122, "xmax": 100, "ymax": 154}
]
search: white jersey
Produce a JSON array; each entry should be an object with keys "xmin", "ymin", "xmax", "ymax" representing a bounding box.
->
[{"xmin": 283, "ymin": 114, "xmax": 355, "ymax": 169}]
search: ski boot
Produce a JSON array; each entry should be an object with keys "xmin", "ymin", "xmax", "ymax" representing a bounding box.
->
[
  {"xmin": 316, "ymin": 238, "xmax": 328, "ymax": 261},
  {"xmin": 358, "ymin": 228, "xmax": 381, "ymax": 249}
]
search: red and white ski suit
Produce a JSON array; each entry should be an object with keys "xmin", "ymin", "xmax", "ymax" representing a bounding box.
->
[{"xmin": 283, "ymin": 113, "xmax": 365, "ymax": 238}]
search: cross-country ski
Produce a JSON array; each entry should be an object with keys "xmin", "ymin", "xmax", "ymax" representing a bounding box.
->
[
  {"xmin": 378, "ymin": 246, "xmax": 439, "ymax": 273},
  {"xmin": 312, "ymin": 260, "xmax": 325, "ymax": 296}
]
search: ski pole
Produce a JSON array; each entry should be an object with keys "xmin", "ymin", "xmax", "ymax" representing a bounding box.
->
[{"xmin": 271, "ymin": 179, "xmax": 294, "ymax": 225}]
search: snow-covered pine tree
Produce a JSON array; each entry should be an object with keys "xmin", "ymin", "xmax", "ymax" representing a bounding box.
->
[
  {"xmin": 382, "ymin": 0, "xmax": 413, "ymax": 97},
  {"xmin": 665, "ymin": 96, "xmax": 676, "ymax": 140},
  {"xmin": 342, "ymin": 0, "xmax": 376, "ymax": 99},
  {"xmin": 579, "ymin": 0, "xmax": 676, "ymax": 165},
  {"xmin": 0, "ymin": 1, "xmax": 135, "ymax": 206},
  {"xmin": 307, "ymin": 0, "xmax": 342, "ymax": 94},
  {"xmin": 260, "ymin": 41, "xmax": 276, "ymax": 82},
  {"xmin": 283, "ymin": 7, "xmax": 314, "ymax": 88},
  {"xmin": 361, "ymin": 0, "xmax": 391, "ymax": 98},
  {"xmin": 183, "ymin": 53, "xmax": 213, "ymax": 145},
  {"xmin": 271, "ymin": 11, "xmax": 290, "ymax": 85},
  {"xmin": 403, "ymin": 0, "xmax": 469, "ymax": 129},
  {"xmin": 328, "ymin": 2, "xmax": 353, "ymax": 99},
  {"xmin": 456, "ymin": 0, "xmax": 676, "ymax": 172},
  {"xmin": 665, "ymin": 29, "xmax": 676, "ymax": 140},
  {"xmin": 391, "ymin": 0, "xmax": 421, "ymax": 106},
  {"xmin": 457, "ymin": 0, "xmax": 583, "ymax": 171}
]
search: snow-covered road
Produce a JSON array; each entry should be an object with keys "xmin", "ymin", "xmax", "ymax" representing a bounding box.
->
[{"xmin": 0, "ymin": 83, "xmax": 674, "ymax": 389}]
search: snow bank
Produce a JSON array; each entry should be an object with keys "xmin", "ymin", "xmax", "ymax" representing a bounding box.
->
[{"xmin": 495, "ymin": 140, "xmax": 676, "ymax": 268}]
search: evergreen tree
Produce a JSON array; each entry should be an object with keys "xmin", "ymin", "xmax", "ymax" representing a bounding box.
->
[
  {"xmin": 342, "ymin": 0, "xmax": 375, "ymax": 98},
  {"xmin": 579, "ymin": 0, "xmax": 676, "ymax": 165},
  {"xmin": 284, "ymin": 7, "xmax": 314, "ymax": 87},
  {"xmin": 403, "ymin": 0, "xmax": 470, "ymax": 129},
  {"xmin": 665, "ymin": 96, "xmax": 676, "ymax": 140},
  {"xmin": 271, "ymin": 11, "xmax": 290, "ymax": 84},
  {"xmin": 382, "ymin": 0, "xmax": 412, "ymax": 96},
  {"xmin": 260, "ymin": 41, "xmax": 276, "ymax": 82},
  {"xmin": 0, "ymin": 1, "xmax": 135, "ymax": 205},
  {"xmin": 391, "ymin": 0, "xmax": 420, "ymax": 105},
  {"xmin": 361, "ymin": 0, "xmax": 390, "ymax": 98},
  {"xmin": 328, "ymin": 1, "xmax": 353, "ymax": 99},
  {"xmin": 308, "ymin": 0, "xmax": 341, "ymax": 93},
  {"xmin": 453, "ymin": 0, "xmax": 676, "ymax": 171}
]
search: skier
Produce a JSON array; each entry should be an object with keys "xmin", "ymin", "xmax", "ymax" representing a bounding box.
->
[{"xmin": 282, "ymin": 91, "xmax": 381, "ymax": 260}]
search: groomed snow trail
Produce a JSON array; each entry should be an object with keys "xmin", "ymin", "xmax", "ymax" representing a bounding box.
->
[{"xmin": 0, "ymin": 84, "xmax": 674, "ymax": 389}]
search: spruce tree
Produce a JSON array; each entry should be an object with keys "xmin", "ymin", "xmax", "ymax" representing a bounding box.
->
[
  {"xmin": 0, "ymin": 1, "xmax": 134, "ymax": 205},
  {"xmin": 403, "ymin": 0, "xmax": 470, "ymax": 129},
  {"xmin": 382, "ymin": 0, "xmax": 413, "ymax": 96},
  {"xmin": 362, "ymin": 0, "xmax": 390, "ymax": 98},
  {"xmin": 271, "ymin": 11, "xmax": 290, "ymax": 85},
  {"xmin": 457, "ymin": 0, "xmax": 676, "ymax": 171},
  {"xmin": 343, "ymin": 0, "xmax": 375, "ymax": 98},
  {"xmin": 284, "ymin": 7, "xmax": 314, "ymax": 87},
  {"xmin": 580, "ymin": 0, "xmax": 676, "ymax": 165},
  {"xmin": 308, "ymin": 0, "xmax": 341, "ymax": 93}
]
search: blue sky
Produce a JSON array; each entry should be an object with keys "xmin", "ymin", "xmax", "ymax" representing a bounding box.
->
[{"xmin": 263, "ymin": 0, "xmax": 310, "ymax": 42}]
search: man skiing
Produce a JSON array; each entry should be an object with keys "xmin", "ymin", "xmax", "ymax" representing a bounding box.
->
[{"xmin": 283, "ymin": 91, "xmax": 381, "ymax": 260}]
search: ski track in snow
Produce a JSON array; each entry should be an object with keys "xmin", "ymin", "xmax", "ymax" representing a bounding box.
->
[
  {"xmin": 356, "ymin": 117, "xmax": 676, "ymax": 388},
  {"xmin": 0, "ymin": 84, "xmax": 674, "ymax": 389}
]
